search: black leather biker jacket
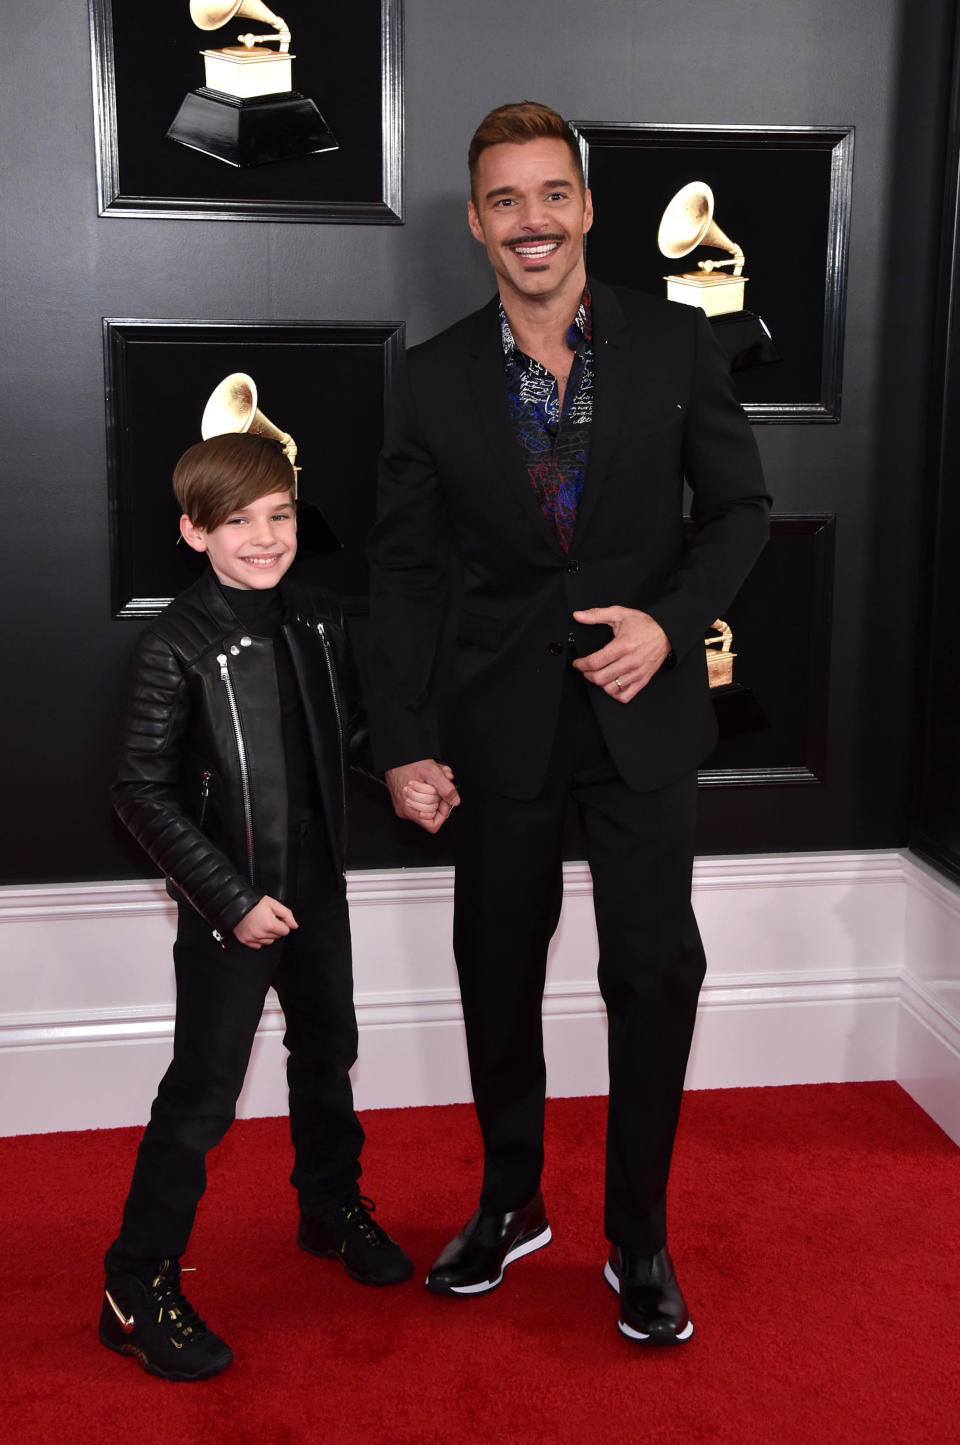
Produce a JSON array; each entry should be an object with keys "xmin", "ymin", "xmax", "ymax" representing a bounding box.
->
[{"xmin": 112, "ymin": 569, "xmax": 368, "ymax": 938}]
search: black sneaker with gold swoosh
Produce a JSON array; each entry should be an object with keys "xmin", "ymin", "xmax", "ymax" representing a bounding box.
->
[{"xmin": 98, "ymin": 1259, "xmax": 233, "ymax": 1380}]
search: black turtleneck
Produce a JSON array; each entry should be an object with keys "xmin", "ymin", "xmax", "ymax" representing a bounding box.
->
[{"xmin": 218, "ymin": 581, "xmax": 323, "ymax": 826}]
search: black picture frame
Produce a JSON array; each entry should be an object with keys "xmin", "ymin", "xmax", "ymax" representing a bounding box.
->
[
  {"xmin": 89, "ymin": 0, "xmax": 403, "ymax": 223},
  {"xmin": 695, "ymin": 515, "xmax": 835, "ymax": 787},
  {"xmin": 103, "ymin": 318, "xmax": 404, "ymax": 617},
  {"xmin": 572, "ymin": 123, "xmax": 854, "ymax": 422}
]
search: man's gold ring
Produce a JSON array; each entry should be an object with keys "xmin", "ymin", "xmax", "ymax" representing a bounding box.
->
[{"xmin": 615, "ymin": 677, "xmax": 623, "ymax": 690}]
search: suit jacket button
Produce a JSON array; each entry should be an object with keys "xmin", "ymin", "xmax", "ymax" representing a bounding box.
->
[
  {"xmin": 566, "ymin": 559, "xmax": 580, "ymax": 574},
  {"xmin": 548, "ymin": 641, "xmax": 564, "ymax": 655}
]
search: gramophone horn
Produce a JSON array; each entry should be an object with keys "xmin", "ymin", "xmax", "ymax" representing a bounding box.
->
[
  {"xmin": 658, "ymin": 182, "xmax": 744, "ymax": 276},
  {"xmin": 201, "ymin": 372, "xmax": 299, "ymax": 492},
  {"xmin": 189, "ymin": 0, "xmax": 291, "ymax": 50},
  {"xmin": 190, "ymin": 0, "xmax": 280, "ymax": 31}
]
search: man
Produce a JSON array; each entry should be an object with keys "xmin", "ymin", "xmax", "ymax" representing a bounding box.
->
[{"xmin": 366, "ymin": 101, "xmax": 770, "ymax": 1344}]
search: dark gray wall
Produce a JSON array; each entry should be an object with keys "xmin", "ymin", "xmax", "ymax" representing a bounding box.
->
[
  {"xmin": 0, "ymin": 0, "xmax": 954, "ymax": 881},
  {"xmin": 913, "ymin": 6, "xmax": 960, "ymax": 882}
]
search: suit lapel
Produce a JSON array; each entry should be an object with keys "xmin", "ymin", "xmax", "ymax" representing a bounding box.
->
[
  {"xmin": 466, "ymin": 299, "xmax": 568, "ymax": 557},
  {"xmin": 570, "ymin": 278, "xmax": 630, "ymax": 548}
]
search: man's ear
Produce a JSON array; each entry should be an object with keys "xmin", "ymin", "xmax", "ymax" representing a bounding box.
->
[
  {"xmin": 467, "ymin": 199, "xmax": 484, "ymax": 244},
  {"xmin": 179, "ymin": 514, "xmax": 207, "ymax": 554},
  {"xmin": 582, "ymin": 187, "xmax": 594, "ymax": 235}
]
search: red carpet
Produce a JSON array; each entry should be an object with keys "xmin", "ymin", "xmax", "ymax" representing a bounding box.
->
[{"xmin": 2, "ymin": 1083, "xmax": 957, "ymax": 1442}]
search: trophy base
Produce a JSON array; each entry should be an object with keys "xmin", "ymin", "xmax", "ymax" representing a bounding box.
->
[
  {"xmin": 665, "ymin": 271, "xmax": 747, "ymax": 317},
  {"xmin": 710, "ymin": 682, "xmax": 770, "ymax": 740},
  {"xmin": 201, "ymin": 48, "xmax": 295, "ymax": 100},
  {"xmin": 709, "ymin": 310, "xmax": 781, "ymax": 373},
  {"xmin": 295, "ymin": 502, "xmax": 342, "ymax": 560},
  {"xmin": 166, "ymin": 88, "xmax": 338, "ymax": 169}
]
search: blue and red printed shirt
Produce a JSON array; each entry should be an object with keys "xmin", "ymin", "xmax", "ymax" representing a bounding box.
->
[{"xmin": 499, "ymin": 288, "xmax": 594, "ymax": 553}]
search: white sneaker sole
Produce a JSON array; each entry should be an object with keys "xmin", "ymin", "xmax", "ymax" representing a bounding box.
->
[
  {"xmin": 603, "ymin": 1258, "xmax": 694, "ymax": 1342},
  {"xmin": 435, "ymin": 1221, "xmax": 553, "ymax": 1295}
]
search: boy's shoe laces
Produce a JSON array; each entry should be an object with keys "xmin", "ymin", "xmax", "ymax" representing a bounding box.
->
[
  {"xmin": 150, "ymin": 1260, "xmax": 208, "ymax": 1347},
  {"xmin": 340, "ymin": 1194, "xmax": 392, "ymax": 1248}
]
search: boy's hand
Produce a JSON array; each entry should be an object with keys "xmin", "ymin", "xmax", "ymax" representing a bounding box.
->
[
  {"xmin": 234, "ymin": 895, "xmax": 298, "ymax": 949},
  {"xmin": 386, "ymin": 760, "xmax": 460, "ymax": 833},
  {"xmin": 404, "ymin": 766, "xmax": 457, "ymax": 827}
]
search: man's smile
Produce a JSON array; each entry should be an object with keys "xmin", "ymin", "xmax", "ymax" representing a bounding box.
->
[{"xmin": 506, "ymin": 236, "xmax": 564, "ymax": 259}]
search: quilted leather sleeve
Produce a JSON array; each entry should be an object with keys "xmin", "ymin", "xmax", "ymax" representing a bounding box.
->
[{"xmin": 112, "ymin": 628, "xmax": 262, "ymax": 936}]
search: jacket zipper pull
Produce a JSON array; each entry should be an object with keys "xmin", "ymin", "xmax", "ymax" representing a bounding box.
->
[
  {"xmin": 201, "ymin": 770, "xmax": 211, "ymax": 800},
  {"xmin": 217, "ymin": 652, "xmax": 229, "ymax": 681},
  {"xmin": 314, "ymin": 619, "xmax": 347, "ymax": 826}
]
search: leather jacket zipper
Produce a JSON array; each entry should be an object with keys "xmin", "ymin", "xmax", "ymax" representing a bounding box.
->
[
  {"xmin": 217, "ymin": 653, "xmax": 255, "ymax": 882},
  {"xmin": 198, "ymin": 769, "xmax": 212, "ymax": 828},
  {"xmin": 316, "ymin": 622, "xmax": 347, "ymax": 825}
]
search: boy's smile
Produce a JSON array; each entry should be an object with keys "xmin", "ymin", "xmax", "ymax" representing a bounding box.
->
[{"xmin": 180, "ymin": 488, "xmax": 297, "ymax": 591}]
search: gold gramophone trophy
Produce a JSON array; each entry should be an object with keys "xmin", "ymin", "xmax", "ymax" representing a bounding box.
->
[
  {"xmin": 201, "ymin": 372, "xmax": 300, "ymax": 493},
  {"xmin": 167, "ymin": 1, "xmax": 337, "ymax": 168},
  {"xmin": 658, "ymin": 182, "xmax": 747, "ymax": 317},
  {"xmin": 702, "ymin": 615, "xmax": 768, "ymax": 740},
  {"xmin": 658, "ymin": 181, "xmax": 779, "ymax": 372},
  {"xmin": 705, "ymin": 619, "xmax": 736, "ymax": 689},
  {"xmin": 199, "ymin": 374, "xmax": 342, "ymax": 556}
]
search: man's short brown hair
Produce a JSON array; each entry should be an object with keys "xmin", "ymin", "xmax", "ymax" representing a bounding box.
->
[
  {"xmin": 468, "ymin": 101, "xmax": 585, "ymax": 196},
  {"xmin": 173, "ymin": 432, "xmax": 294, "ymax": 531}
]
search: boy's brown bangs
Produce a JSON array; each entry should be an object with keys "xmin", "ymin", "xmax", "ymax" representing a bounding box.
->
[{"xmin": 173, "ymin": 433, "xmax": 295, "ymax": 530}]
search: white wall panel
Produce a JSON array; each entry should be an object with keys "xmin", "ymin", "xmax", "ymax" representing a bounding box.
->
[{"xmin": 1, "ymin": 851, "xmax": 958, "ymax": 1141}]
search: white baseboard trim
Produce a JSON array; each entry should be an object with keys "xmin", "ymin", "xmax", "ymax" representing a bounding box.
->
[
  {"xmin": 1, "ymin": 850, "xmax": 958, "ymax": 1140},
  {"xmin": 895, "ymin": 852, "xmax": 960, "ymax": 1142}
]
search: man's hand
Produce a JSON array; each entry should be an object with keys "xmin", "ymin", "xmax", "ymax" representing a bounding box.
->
[
  {"xmin": 385, "ymin": 760, "xmax": 460, "ymax": 833},
  {"xmin": 572, "ymin": 606, "xmax": 671, "ymax": 703},
  {"xmin": 234, "ymin": 895, "xmax": 298, "ymax": 949}
]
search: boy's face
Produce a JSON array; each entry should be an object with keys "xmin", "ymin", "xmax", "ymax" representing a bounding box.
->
[{"xmin": 180, "ymin": 488, "xmax": 297, "ymax": 591}]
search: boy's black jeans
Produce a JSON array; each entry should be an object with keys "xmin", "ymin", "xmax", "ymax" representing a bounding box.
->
[{"xmin": 105, "ymin": 817, "xmax": 364, "ymax": 1275}]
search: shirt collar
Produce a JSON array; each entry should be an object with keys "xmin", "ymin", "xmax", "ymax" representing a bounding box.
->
[{"xmin": 499, "ymin": 286, "xmax": 593, "ymax": 360}]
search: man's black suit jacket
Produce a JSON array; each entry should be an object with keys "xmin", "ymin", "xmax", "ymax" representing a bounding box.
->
[{"xmin": 366, "ymin": 278, "xmax": 771, "ymax": 799}]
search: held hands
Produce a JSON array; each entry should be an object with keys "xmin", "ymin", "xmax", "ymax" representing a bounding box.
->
[
  {"xmin": 572, "ymin": 606, "xmax": 671, "ymax": 704},
  {"xmin": 234, "ymin": 894, "xmax": 299, "ymax": 949},
  {"xmin": 385, "ymin": 760, "xmax": 460, "ymax": 834}
]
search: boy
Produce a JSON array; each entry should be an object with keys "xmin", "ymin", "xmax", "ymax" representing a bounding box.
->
[{"xmin": 100, "ymin": 431, "xmax": 423, "ymax": 1381}]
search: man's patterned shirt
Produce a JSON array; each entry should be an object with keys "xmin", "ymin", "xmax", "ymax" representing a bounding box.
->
[{"xmin": 499, "ymin": 289, "xmax": 594, "ymax": 552}]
